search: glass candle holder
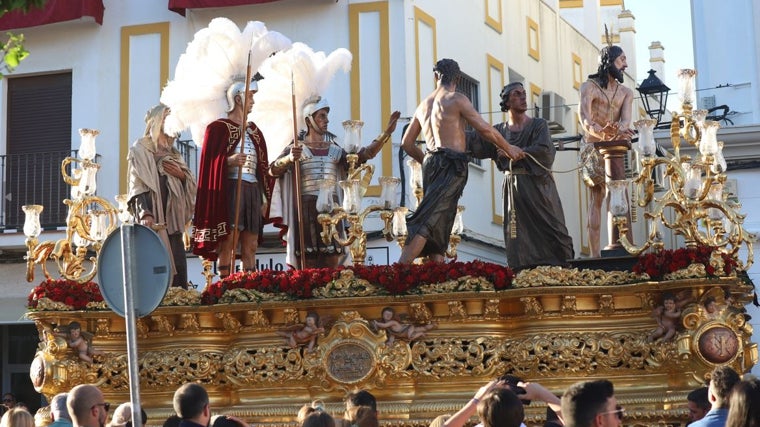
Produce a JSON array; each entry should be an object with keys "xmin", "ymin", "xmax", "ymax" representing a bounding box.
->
[
  {"xmin": 634, "ymin": 119, "xmax": 657, "ymax": 157},
  {"xmin": 677, "ymin": 69, "xmax": 697, "ymax": 106},
  {"xmin": 379, "ymin": 176, "xmax": 401, "ymax": 209},
  {"xmin": 78, "ymin": 128, "xmax": 99, "ymax": 161},
  {"xmin": 22, "ymin": 204, "xmax": 44, "ymax": 238},
  {"xmin": 699, "ymin": 120, "xmax": 720, "ymax": 157},
  {"xmin": 342, "ymin": 120, "xmax": 364, "ymax": 154},
  {"xmin": 392, "ymin": 207, "xmax": 408, "ymax": 238},
  {"xmin": 316, "ymin": 179, "xmax": 336, "ymax": 213},
  {"xmin": 339, "ymin": 179, "xmax": 362, "ymax": 214},
  {"xmin": 608, "ymin": 180, "xmax": 629, "ymax": 216}
]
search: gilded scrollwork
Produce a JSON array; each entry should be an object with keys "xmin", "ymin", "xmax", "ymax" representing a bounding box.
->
[
  {"xmin": 409, "ymin": 303, "xmax": 432, "ymax": 323},
  {"xmin": 178, "ymin": 313, "xmax": 200, "ymax": 332},
  {"xmin": 599, "ymin": 294, "xmax": 615, "ymax": 314},
  {"xmin": 24, "ymin": 275, "xmax": 756, "ymax": 427},
  {"xmin": 447, "ymin": 301, "xmax": 467, "ymax": 321},
  {"xmin": 561, "ymin": 295, "xmax": 577, "ymax": 315},
  {"xmin": 163, "ymin": 287, "xmax": 203, "ymax": 305},
  {"xmin": 217, "ymin": 312, "xmax": 242, "ymax": 333},
  {"xmin": 484, "ymin": 299, "xmax": 500, "ymax": 320},
  {"xmin": 513, "ymin": 266, "xmax": 641, "ymax": 288},
  {"xmin": 312, "ymin": 270, "xmax": 381, "ymax": 298},
  {"xmin": 520, "ymin": 296, "xmax": 543, "ymax": 316},
  {"xmin": 245, "ymin": 310, "xmax": 270, "ymax": 327},
  {"xmin": 151, "ymin": 315, "xmax": 175, "ymax": 335}
]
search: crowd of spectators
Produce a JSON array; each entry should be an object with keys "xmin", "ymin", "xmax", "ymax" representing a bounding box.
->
[{"xmin": 1, "ymin": 365, "xmax": 758, "ymax": 427}]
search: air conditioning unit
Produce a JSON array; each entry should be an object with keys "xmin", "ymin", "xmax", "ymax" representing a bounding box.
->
[{"xmin": 541, "ymin": 91, "xmax": 567, "ymax": 134}]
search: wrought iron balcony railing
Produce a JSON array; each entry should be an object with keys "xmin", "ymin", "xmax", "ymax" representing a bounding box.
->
[{"xmin": 0, "ymin": 139, "xmax": 196, "ymax": 231}]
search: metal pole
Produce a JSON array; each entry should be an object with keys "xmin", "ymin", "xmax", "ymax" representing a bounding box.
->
[{"xmin": 120, "ymin": 224, "xmax": 142, "ymax": 427}]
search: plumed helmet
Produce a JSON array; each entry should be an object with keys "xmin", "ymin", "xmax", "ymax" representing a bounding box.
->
[
  {"xmin": 226, "ymin": 78, "xmax": 258, "ymax": 113},
  {"xmin": 303, "ymin": 95, "xmax": 330, "ymax": 129}
]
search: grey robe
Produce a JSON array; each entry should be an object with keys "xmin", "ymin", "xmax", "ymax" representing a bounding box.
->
[{"xmin": 468, "ymin": 118, "xmax": 573, "ymax": 270}]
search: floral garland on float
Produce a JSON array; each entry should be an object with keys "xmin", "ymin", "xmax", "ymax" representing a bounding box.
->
[{"xmin": 26, "ymin": 246, "xmax": 750, "ymax": 311}]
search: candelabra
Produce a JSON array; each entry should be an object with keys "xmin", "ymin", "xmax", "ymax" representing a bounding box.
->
[
  {"xmin": 23, "ymin": 129, "xmax": 123, "ymax": 283},
  {"xmin": 612, "ymin": 69, "xmax": 754, "ymax": 269},
  {"xmin": 315, "ymin": 120, "xmax": 398, "ymax": 265}
]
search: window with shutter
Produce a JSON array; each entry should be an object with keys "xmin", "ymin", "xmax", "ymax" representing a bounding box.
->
[{"xmin": 5, "ymin": 73, "xmax": 72, "ymax": 229}]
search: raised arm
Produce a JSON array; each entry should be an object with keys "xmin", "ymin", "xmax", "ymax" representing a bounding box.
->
[
  {"xmin": 443, "ymin": 380, "xmax": 505, "ymax": 427},
  {"xmin": 458, "ymin": 96, "xmax": 524, "ymax": 160}
]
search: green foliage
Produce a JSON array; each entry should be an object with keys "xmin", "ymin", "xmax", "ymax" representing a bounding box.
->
[
  {"xmin": 0, "ymin": 0, "xmax": 48, "ymax": 79},
  {"xmin": 0, "ymin": 0, "xmax": 48, "ymax": 16},
  {"xmin": 2, "ymin": 32, "xmax": 28, "ymax": 71}
]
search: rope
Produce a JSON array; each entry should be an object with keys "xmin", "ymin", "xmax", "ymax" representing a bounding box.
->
[{"xmin": 504, "ymin": 148, "xmax": 598, "ymax": 240}]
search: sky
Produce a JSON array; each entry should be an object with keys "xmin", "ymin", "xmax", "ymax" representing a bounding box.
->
[{"xmin": 625, "ymin": 0, "xmax": 695, "ymax": 88}]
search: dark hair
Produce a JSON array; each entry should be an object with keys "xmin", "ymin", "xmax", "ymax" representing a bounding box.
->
[
  {"xmin": 173, "ymin": 383, "xmax": 209, "ymax": 420},
  {"xmin": 125, "ymin": 409, "xmax": 149, "ymax": 427},
  {"xmin": 162, "ymin": 414, "xmax": 181, "ymax": 427},
  {"xmin": 346, "ymin": 390, "xmax": 377, "ymax": 413},
  {"xmin": 709, "ymin": 366, "xmax": 741, "ymax": 403},
  {"xmin": 477, "ymin": 388, "xmax": 524, "ymax": 427},
  {"xmin": 588, "ymin": 45, "xmax": 624, "ymax": 88},
  {"xmin": 433, "ymin": 59, "xmax": 460, "ymax": 85},
  {"xmin": 725, "ymin": 378, "xmax": 760, "ymax": 427},
  {"xmin": 212, "ymin": 415, "xmax": 243, "ymax": 427},
  {"xmin": 301, "ymin": 411, "xmax": 335, "ymax": 427},
  {"xmin": 687, "ymin": 387, "xmax": 710, "ymax": 411},
  {"xmin": 498, "ymin": 82, "xmax": 524, "ymax": 112},
  {"xmin": 543, "ymin": 407, "xmax": 563, "ymax": 427},
  {"xmin": 349, "ymin": 406, "xmax": 379, "ymax": 427},
  {"xmin": 497, "ymin": 374, "xmax": 531, "ymax": 405},
  {"xmin": 68, "ymin": 321, "xmax": 82, "ymax": 330},
  {"xmin": 561, "ymin": 380, "xmax": 615, "ymax": 427}
]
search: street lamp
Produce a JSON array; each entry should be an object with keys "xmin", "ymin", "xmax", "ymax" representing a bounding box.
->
[{"xmin": 637, "ymin": 69, "xmax": 670, "ymax": 127}]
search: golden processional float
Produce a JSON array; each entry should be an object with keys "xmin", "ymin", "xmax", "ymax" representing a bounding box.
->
[{"xmin": 24, "ymin": 69, "xmax": 756, "ymax": 427}]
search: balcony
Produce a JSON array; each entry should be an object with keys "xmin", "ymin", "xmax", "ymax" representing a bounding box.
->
[{"xmin": 0, "ymin": 140, "xmax": 197, "ymax": 232}]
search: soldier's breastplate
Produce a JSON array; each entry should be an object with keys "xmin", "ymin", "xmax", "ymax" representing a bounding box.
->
[
  {"xmin": 228, "ymin": 134, "xmax": 258, "ymax": 182},
  {"xmin": 299, "ymin": 145, "xmax": 342, "ymax": 195}
]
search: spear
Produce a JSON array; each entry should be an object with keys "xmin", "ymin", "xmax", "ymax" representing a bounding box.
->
[
  {"xmin": 291, "ymin": 71, "xmax": 307, "ymax": 269},
  {"xmin": 229, "ymin": 49, "xmax": 254, "ymax": 271}
]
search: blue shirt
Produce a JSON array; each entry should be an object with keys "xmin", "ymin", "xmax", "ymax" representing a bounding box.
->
[{"xmin": 689, "ymin": 408, "xmax": 728, "ymax": 427}]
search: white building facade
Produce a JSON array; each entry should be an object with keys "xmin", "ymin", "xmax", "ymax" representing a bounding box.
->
[{"xmin": 4, "ymin": 0, "xmax": 713, "ymax": 406}]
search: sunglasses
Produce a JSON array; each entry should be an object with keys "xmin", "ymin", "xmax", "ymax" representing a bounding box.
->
[
  {"xmin": 92, "ymin": 402, "xmax": 111, "ymax": 412},
  {"xmin": 599, "ymin": 405, "xmax": 624, "ymax": 420},
  {"xmin": 2, "ymin": 399, "xmax": 13, "ymax": 403}
]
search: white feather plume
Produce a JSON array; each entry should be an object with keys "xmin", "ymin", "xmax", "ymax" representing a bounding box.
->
[
  {"xmin": 252, "ymin": 42, "xmax": 352, "ymax": 158},
  {"xmin": 160, "ymin": 18, "xmax": 292, "ymax": 147}
]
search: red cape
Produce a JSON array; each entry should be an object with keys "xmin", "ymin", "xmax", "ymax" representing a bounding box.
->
[{"xmin": 192, "ymin": 119, "xmax": 273, "ymax": 260}]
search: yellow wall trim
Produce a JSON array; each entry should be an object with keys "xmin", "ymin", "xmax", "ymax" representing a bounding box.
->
[
  {"xmin": 527, "ymin": 17, "xmax": 540, "ymax": 62},
  {"xmin": 349, "ymin": 2, "xmax": 391, "ymax": 196},
  {"xmin": 119, "ymin": 22, "xmax": 170, "ymax": 194},
  {"xmin": 559, "ymin": 0, "xmax": 583, "ymax": 8},
  {"xmin": 414, "ymin": 6, "xmax": 437, "ymax": 105},
  {"xmin": 572, "ymin": 53, "xmax": 583, "ymax": 90},
  {"xmin": 484, "ymin": 0, "xmax": 502, "ymax": 33},
  {"xmin": 486, "ymin": 54, "xmax": 505, "ymax": 225}
]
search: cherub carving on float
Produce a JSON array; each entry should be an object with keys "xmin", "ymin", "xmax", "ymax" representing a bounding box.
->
[
  {"xmin": 371, "ymin": 307, "xmax": 436, "ymax": 345},
  {"xmin": 277, "ymin": 312, "xmax": 325, "ymax": 353},
  {"xmin": 47, "ymin": 321, "xmax": 103, "ymax": 363},
  {"xmin": 647, "ymin": 291, "xmax": 692, "ymax": 342}
]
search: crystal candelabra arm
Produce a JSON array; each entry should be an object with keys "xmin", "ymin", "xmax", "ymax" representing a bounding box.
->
[
  {"xmin": 612, "ymin": 214, "xmax": 659, "ymax": 256},
  {"xmin": 318, "ymin": 210, "xmax": 352, "ymax": 247},
  {"xmin": 319, "ymin": 203, "xmax": 397, "ymax": 265},
  {"xmin": 346, "ymin": 162, "xmax": 375, "ymax": 198}
]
